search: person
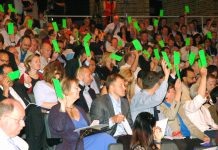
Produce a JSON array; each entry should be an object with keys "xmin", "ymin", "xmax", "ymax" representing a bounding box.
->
[
  {"xmin": 75, "ymin": 66, "xmax": 96, "ymax": 113},
  {"xmin": 104, "ymin": 15, "xmax": 123, "ymax": 36},
  {"xmin": 33, "ymin": 61, "xmax": 64, "ymax": 109},
  {"xmin": 39, "ymin": 42, "xmax": 52, "ymax": 71},
  {"xmin": 130, "ymin": 60, "xmax": 170, "ymax": 121},
  {"xmin": 48, "ymin": 77, "xmax": 116, "ymax": 150},
  {"xmin": 130, "ymin": 112, "xmax": 163, "ymax": 150},
  {"xmin": 0, "ymin": 98, "xmax": 28, "ymax": 150}
]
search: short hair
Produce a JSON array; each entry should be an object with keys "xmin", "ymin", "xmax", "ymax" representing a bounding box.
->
[
  {"xmin": 20, "ymin": 35, "xmax": 31, "ymax": 43},
  {"xmin": 181, "ymin": 67, "xmax": 194, "ymax": 80},
  {"xmin": 61, "ymin": 77, "xmax": 78, "ymax": 96},
  {"xmin": 0, "ymin": 64, "xmax": 11, "ymax": 74},
  {"xmin": 0, "ymin": 50, "xmax": 9, "ymax": 56},
  {"xmin": 142, "ymin": 71, "xmax": 161, "ymax": 89},
  {"xmin": 207, "ymin": 65, "xmax": 218, "ymax": 76},
  {"xmin": 207, "ymin": 74, "xmax": 216, "ymax": 80},
  {"xmin": 0, "ymin": 100, "xmax": 14, "ymax": 118},
  {"xmin": 210, "ymin": 86, "xmax": 218, "ymax": 103},
  {"xmin": 24, "ymin": 54, "xmax": 40, "ymax": 71},
  {"xmin": 105, "ymin": 73, "xmax": 124, "ymax": 90},
  {"xmin": 43, "ymin": 61, "xmax": 64, "ymax": 84},
  {"xmin": 76, "ymin": 66, "xmax": 89, "ymax": 79},
  {"xmin": 137, "ymin": 70, "xmax": 146, "ymax": 80}
]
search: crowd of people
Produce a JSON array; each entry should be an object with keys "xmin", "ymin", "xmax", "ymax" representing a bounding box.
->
[{"xmin": 0, "ymin": 2, "xmax": 218, "ymax": 150}]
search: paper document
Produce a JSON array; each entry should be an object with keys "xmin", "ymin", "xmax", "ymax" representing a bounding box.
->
[
  {"xmin": 122, "ymin": 118, "xmax": 133, "ymax": 135},
  {"xmin": 156, "ymin": 118, "xmax": 168, "ymax": 137}
]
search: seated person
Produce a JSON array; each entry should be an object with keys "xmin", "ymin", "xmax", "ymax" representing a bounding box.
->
[
  {"xmin": 130, "ymin": 60, "xmax": 170, "ymax": 121},
  {"xmin": 33, "ymin": 61, "xmax": 64, "ymax": 109},
  {"xmin": 130, "ymin": 112, "xmax": 175, "ymax": 150},
  {"xmin": 48, "ymin": 77, "xmax": 116, "ymax": 150}
]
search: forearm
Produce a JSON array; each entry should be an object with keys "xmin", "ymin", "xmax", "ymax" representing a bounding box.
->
[
  {"xmin": 198, "ymin": 76, "xmax": 206, "ymax": 98},
  {"xmin": 130, "ymin": 56, "xmax": 139, "ymax": 72}
]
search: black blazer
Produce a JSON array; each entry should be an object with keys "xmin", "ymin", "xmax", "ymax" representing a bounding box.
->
[{"xmin": 75, "ymin": 84, "xmax": 96, "ymax": 113}]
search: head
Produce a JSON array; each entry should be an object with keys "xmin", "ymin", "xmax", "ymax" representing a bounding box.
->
[
  {"xmin": 106, "ymin": 74, "xmax": 126, "ymax": 98},
  {"xmin": 20, "ymin": 35, "xmax": 31, "ymax": 52},
  {"xmin": 40, "ymin": 42, "xmax": 52, "ymax": 59},
  {"xmin": 181, "ymin": 67, "xmax": 196, "ymax": 87},
  {"xmin": 210, "ymin": 86, "xmax": 218, "ymax": 104},
  {"xmin": 0, "ymin": 65, "xmax": 13, "ymax": 86},
  {"xmin": 131, "ymin": 112, "xmax": 156, "ymax": 149},
  {"xmin": 206, "ymin": 74, "xmax": 217, "ymax": 93},
  {"xmin": 76, "ymin": 67, "xmax": 93, "ymax": 86},
  {"xmin": 207, "ymin": 65, "xmax": 218, "ymax": 78},
  {"xmin": 124, "ymin": 52, "xmax": 136, "ymax": 66},
  {"xmin": 180, "ymin": 25, "xmax": 187, "ymax": 35},
  {"xmin": 165, "ymin": 84, "xmax": 176, "ymax": 103},
  {"xmin": 111, "ymin": 37, "xmax": 118, "ymax": 48},
  {"xmin": 43, "ymin": 61, "xmax": 64, "ymax": 84},
  {"xmin": 137, "ymin": 70, "xmax": 146, "ymax": 89},
  {"xmin": 61, "ymin": 78, "xmax": 81, "ymax": 105},
  {"xmin": 0, "ymin": 51, "xmax": 9, "ymax": 66},
  {"xmin": 0, "ymin": 99, "xmax": 25, "ymax": 137},
  {"xmin": 142, "ymin": 71, "xmax": 161, "ymax": 93},
  {"xmin": 0, "ymin": 33, "xmax": 4, "ymax": 49},
  {"xmin": 24, "ymin": 54, "xmax": 41, "ymax": 72},
  {"xmin": 29, "ymin": 37, "xmax": 39, "ymax": 53},
  {"xmin": 113, "ymin": 15, "xmax": 120, "ymax": 24},
  {"xmin": 140, "ymin": 31, "xmax": 148, "ymax": 43},
  {"xmin": 88, "ymin": 59, "xmax": 96, "ymax": 74}
]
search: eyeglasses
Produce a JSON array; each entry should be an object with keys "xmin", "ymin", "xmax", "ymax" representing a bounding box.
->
[
  {"xmin": 5, "ymin": 115, "xmax": 26, "ymax": 124},
  {"xmin": 0, "ymin": 59, "xmax": 9, "ymax": 63}
]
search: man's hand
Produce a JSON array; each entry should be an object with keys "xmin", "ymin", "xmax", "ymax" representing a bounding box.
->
[
  {"xmin": 199, "ymin": 67, "xmax": 207, "ymax": 77},
  {"xmin": 2, "ymin": 76, "xmax": 12, "ymax": 90},
  {"xmin": 175, "ymin": 79, "xmax": 182, "ymax": 93},
  {"xmin": 111, "ymin": 114, "xmax": 125, "ymax": 124},
  {"xmin": 161, "ymin": 60, "xmax": 170, "ymax": 81},
  {"xmin": 203, "ymin": 136, "xmax": 210, "ymax": 143}
]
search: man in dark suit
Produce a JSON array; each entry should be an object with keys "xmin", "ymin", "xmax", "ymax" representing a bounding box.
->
[
  {"xmin": 75, "ymin": 66, "xmax": 96, "ymax": 113},
  {"xmin": 90, "ymin": 73, "xmax": 133, "ymax": 136}
]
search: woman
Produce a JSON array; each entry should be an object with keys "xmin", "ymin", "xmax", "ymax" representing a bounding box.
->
[
  {"xmin": 19, "ymin": 54, "xmax": 42, "ymax": 94},
  {"xmin": 33, "ymin": 60, "xmax": 64, "ymax": 109},
  {"xmin": 48, "ymin": 77, "xmax": 116, "ymax": 150},
  {"xmin": 130, "ymin": 112, "xmax": 163, "ymax": 150}
]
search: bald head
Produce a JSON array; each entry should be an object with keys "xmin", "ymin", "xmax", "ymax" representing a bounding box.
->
[{"xmin": 0, "ymin": 99, "xmax": 25, "ymax": 137}]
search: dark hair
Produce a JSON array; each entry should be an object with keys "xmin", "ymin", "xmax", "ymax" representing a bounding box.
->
[
  {"xmin": 210, "ymin": 86, "xmax": 218, "ymax": 104},
  {"xmin": 0, "ymin": 64, "xmax": 12, "ymax": 74},
  {"xmin": 142, "ymin": 71, "xmax": 161, "ymax": 89},
  {"xmin": 105, "ymin": 73, "xmax": 124, "ymax": 90},
  {"xmin": 0, "ymin": 33, "xmax": 4, "ymax": 44},
  {"xmin": 0, "ymin": 50, "xmax": 9, "ymax": 56},
  {"xmin": 131, "ymin": 112, "xmax": 156, "ymax": 149},
  {"xmin": 137, "ymin": 70, "xmax": 147, "ymax": 80},
  {"xmin": 20, "ymin": 35, "xmax": 31, "ymax": 43},
  {"xmin": 207, "ymin": 65, "xmax": 218, "ymax": 76},
  {"xmin": 180, "ymin": 67, "xmax": 194, "ymax": 80},
  {"xmin": 24, "ymin": 29, "xmax": 34, "ymax": 37}
]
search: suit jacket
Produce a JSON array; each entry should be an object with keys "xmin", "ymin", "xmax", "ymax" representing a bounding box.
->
[
  {"xmin": 48, "ymin": 104, "xmax": 89, "ymax": 150},
  {"xmin": 75, "ymin": 84, "xmax": 96, "ymax": 113},
  {"xmin": 90, "ymin": 94, "xmax": 133, "ymax": 135}
]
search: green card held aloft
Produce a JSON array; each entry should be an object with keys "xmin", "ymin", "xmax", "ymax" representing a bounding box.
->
[
  {"xmin": 198, "ymin": 59, "xmax": 202, "ymax": 68},
  {"xmin": 8, "ymin": 4, "xmax": 16, "ymax": 13},
  {"xmin": 7, "ymin": 70, "xmax": 20, "ymax": 81},
  {"xmin": 161, "ymin": 51, "xmax": 172, "ymax": 69},
  {"xmin": 185, "ymin": 38, "xmax": 190, "ymax": 46},
  {"xmin": 175, "ymin": 65, "xmax": 181, "ymax": 79},
  {"xmin": 62, "ymin": 19, "xmax": 67, "ymax": 28},
  {"xmin": 83, "ymin": 33, "xmax": 92, "ymax": 43},
  {"xmin": 174, "ymin": 51, "xmax": 180, "ymax": 65},
  {"xmin": 52, "ymin": 22, "xmax": 59, "ymax": 32},
  {"xmin": 154, "ymin": 19, "xmax": 159, "ymax": 27},
  {"xmin": 52, "ymin": 40, "xmax": 60, "ymax": 53},
  {"xmin": 207, "ymin": 32, "xmax": 212, "ymax": 39},
  {"xmin": 132, "ymin": 39, "xmax": 142, "ymax": 51},
  {"xmin": 199, "ymin": 50, "xmax": 207, "ymax": 67},
  {"xmin": 127, "ymin": 16, "xmax": 132, "ymax": 24},
  {"xmin": 133, "ymin": 21, "xmax": 141, "ymax": 32},
  {"xmin": 110, "ymin": 53, "xmax": 122, "ymax": 61},
  {"xmin": 188, "ymin": 52, "xmax": 196, "ymax": 66},
  {"xmin": 185, "ymin": 5, "xmax": 190, "ymax": 13},
  {"xmin": 0, "ymin": 4, "xmax": 4, "ymax": 13},
  {"xmin": 159, "ymin": 40, "xmax": 165, "ymax": 48},
  {"xmin": 143, "ymin": 50, "xmax": 150, "ymax": 59},
  {"xmin": 154, "ymin": 48, "xmax": 160, "ymax": 60},
  {"xmin": 52, "ymin": 78, "xmax": 64, "ymax": 99},
  {"xmin": 84, "ymin": 42, "xmax": 91, "ymax": 57},
  {"xmin": 160, "ymin": 9, "xmax": 164, "ymax": 17},
  {"xmin": 28, "ymin": 19, "xmax": 33, "ymax": 28},
  {"xmin": 7, "ymin": 23, "xmax": 14, "ymax": 35},
  {"xmin": 118, "ymin": 40, "xmax": 123, "ymax": 46}
]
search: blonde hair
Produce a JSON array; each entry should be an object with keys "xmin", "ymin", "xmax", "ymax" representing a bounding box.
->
[
  {"xmin": 24, "ymin": 54, "xmax": 40, "ymax": 71},
  {"xmin": 119, "ymin": 68, "xmax": 135, "ymax": 102},
  {"xmin": 102, "ymin": 52, "xmax": 112, "ymax": 66},
  {"xmin": 61, "ymin": 77, "xmax": 78, "ymax": 96}
]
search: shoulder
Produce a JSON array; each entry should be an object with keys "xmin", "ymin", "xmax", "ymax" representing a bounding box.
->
[{"xmin": 131, "ymin": 144, "xmax": 146, "ymax": 150}]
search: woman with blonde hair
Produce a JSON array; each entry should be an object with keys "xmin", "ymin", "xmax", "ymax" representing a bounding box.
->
[{"xmin": 119, "ymin": 68, "xmax": 135, "ymax": 102}]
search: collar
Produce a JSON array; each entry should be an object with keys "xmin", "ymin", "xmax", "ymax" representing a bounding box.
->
[{"xmin": 109, "ymin": 93, "xmax": 121, "ymax": 103}]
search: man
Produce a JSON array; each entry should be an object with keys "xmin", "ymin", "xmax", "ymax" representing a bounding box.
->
[
  {"xmin": 130, "ymin": 60, "xmax": 170, "ymax": 121},
  {"xmin": 139, "ymin": 31, "xmax": 149, "ymax": 49},
  {"xmin": 16, "ymin": 35, "xmax": 33, "ymax": 63},
  {"xmin": 90, "ymin": 74, "xmax": 133, "ymax": 136},
  {"xmin": 104, "ymin": 15, "xmax": 123, "ymax": 36},
  {"xmin": 39, "ymin": 42, "xmax": 52, "ymax": 71},
  {"xmin": 88, "ymin": 59, "xmax": 102, "ymax": 95},
  {"xmin": 0, "ymin": 51, "xmax": 9, "ymax": 67},
  {"xmin": 0, "ymin": 98, "xmax": 28, "ymax": 150},
  {"xmin": 75, "ymin": 66, "xmax": 96, "ymax": 113}
]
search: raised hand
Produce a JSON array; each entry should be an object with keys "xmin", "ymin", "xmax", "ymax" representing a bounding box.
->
[
  {"xmin": 161, "ymin": 60, "xmax": 170, "ymax": 81},
  {"xmin": 199, "ymin": 67, "xmax": 207, "ymax": 77}
]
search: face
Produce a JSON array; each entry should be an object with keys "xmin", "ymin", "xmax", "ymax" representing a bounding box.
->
[
  {"xmin": 29, "ymin": 56, "xmax": 41, "ymax": 71},
  {"xmin": 89, "ymin": 60, "xmax": 96, "ymax": 73},
  {"xmin": 0, "ymin": 54, "xmax": 9, "ymax": 66},
  {"xmin": 67, "ymin": 81, "xmax": 81, "ymax": 103},
  {"xmin": 181, "ymin": 26, "xmax": 187, "ymax": 34},
  {"xmin": 82, "ymin": 68, "xmax": 93, "ymax": 85},
  {"xmin": 2, "ymin": 105, "xmax": 25, "ymax": 137},
  {"xmin": 127, "ymin": 54, "xmax": 135, "ymax": 65},
  {"xmin": 166, "ymin": 87, "xmax": 176, "ymax": 102},
  {"xmin": 30, "ymin": 39, "xmax": 38, "ymax": 53},
  {"xmin": 161, "ymin": 27, "xmax": 168, "ymax": 35},
  {"xmin": 185, "ymin": 71, "xmax": 196, "ymax": 86},
  {"xmin": 21, "ymin": 38, "xmax": 31, "ymax": 52},
  {"xmin": 111, "ymin": 39, "xmax": 118, "ymax": 47},
  {"xmin": 141, "ymin": 33, "xmax": 148, "ymax": 42},
  {"xmin": 207, "ymin": 77, "xmax": 216, "ymax": 93},
  {"xmin": 110, "ymin": 77, "xmax": 126, "ymax": 97},
  {"xmin": 41, "ymin": 43, "xmax": 52, "ymax": 59}
]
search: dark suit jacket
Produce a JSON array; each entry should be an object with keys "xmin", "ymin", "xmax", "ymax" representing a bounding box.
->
[
  {"xmin": 48, "ymin": 104, "xmax": 89, "ymax": 150},
  {"xmin": 90, "ymin": 94, "xmax": 133, "ymax": 135},
  {"xmin": 75, "ymin": 84, "xmax": 96, "ymax": 113}
]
